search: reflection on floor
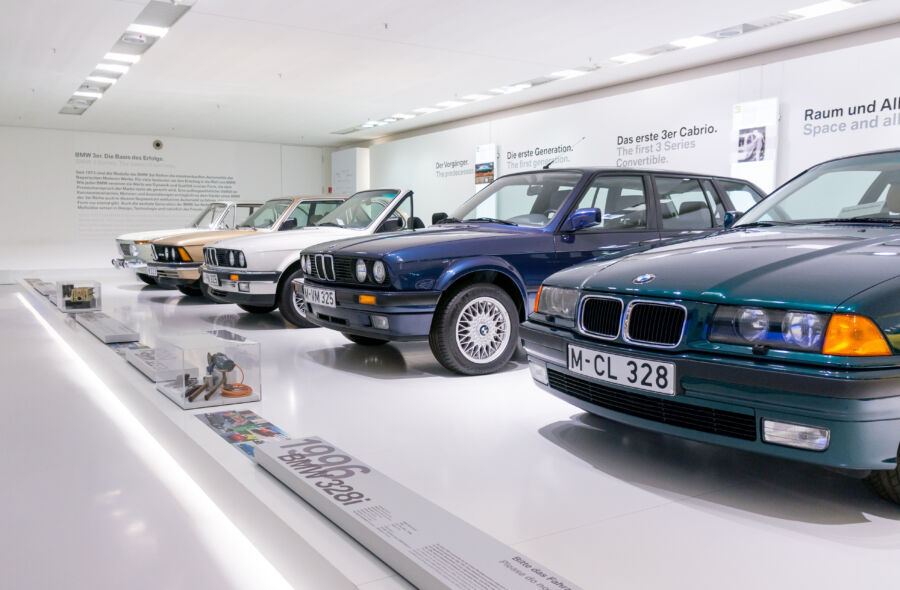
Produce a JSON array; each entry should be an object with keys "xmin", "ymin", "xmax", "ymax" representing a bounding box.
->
[{"xmin": 5, "ymin": 270, "xmax": 900, "ymax": 589}]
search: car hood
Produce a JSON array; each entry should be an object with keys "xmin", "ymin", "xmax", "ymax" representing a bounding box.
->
[
  {"xmin": 208, "ymin": 226, "xmax": 365, "ymax": 253},
  {"xmin": 153, "ymin": 229, "xmax": 264, "ymax": 247},
  {"xmin": 558, "ymin": 225, "xmax": 900, "ymax": 310},
  {"xmin": 117, "ymin": 227, "xmax": 202, "ymax": 242},
  {"xmin": 312, "ymin": 225, "xmax": 545, "ymax": 259}
]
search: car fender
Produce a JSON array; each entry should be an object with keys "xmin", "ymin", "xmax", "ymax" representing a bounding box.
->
[{"xmin": 434, "ymin": 256, "xmax": 528, "ymax": 308}]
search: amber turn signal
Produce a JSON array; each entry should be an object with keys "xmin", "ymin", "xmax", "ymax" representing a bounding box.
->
[
  {"xmin": 534, "ymin": 285, "xmax": 543, "ymax": 313},
  {"xmin": 230, "ymin": 274, "xmax": 239, "ymax": 281},
  {"xmin": 822, "ymin": 314, "xmax": 892, "ymax": 356},
  {"xmin": 178, "ymin": 247, "xmax": 192, "ymax": 262},
  {"xmin": 358, "ymin": 295, "xmax": 376, "ymax": 305}
]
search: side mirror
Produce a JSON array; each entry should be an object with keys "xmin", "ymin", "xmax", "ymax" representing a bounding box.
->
[
  {"xmin": 562, "ymin": 208, "xmax": 602, "ymax": 232},
  {"xmin": 279, "ymin": 218, "xmax": 298, "ymax": 231},
  {"xmin": 432, "ymin": 212, "xmax": 448, "ymax": 224},
  {"xmin": 377, "ymin": 217, "xmax": 403, "ymax": 233},
  {"xmin": 724, "ymin": 210, "xmax": 743, "ymax": 228}
]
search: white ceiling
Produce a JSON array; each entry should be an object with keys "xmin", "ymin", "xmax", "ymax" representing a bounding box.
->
[{"xmin": 1, "ymin": 0, "xmax": 899, "ymax": 147}]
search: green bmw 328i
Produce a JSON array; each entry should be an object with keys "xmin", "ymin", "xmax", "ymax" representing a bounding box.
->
[{"xmin": 521, "ymin": 149, "xmax": 900, "ymax": 504}]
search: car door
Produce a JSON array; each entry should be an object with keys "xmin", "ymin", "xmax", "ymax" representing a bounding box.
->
[
  {"xmin": 653, "ymin": 175, "xmax": 724, "ymax": 246},
  {"xmin": 553, "ymin": 173, "xmax": 660, "ymax": 268}
]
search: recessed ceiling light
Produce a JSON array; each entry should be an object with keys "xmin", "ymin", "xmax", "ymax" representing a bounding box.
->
[
  {"xmin": 461, "ymin": 94, "xmax": 493, "ymax": 101},
  {"xmin": 68, "ymin": 98, "xmax": 92, "ymax": 107},
  {"xmin": 121, "ymin": 32, "xmax": 149, "ymax": 45},
  {"xmin": 96, "ymin": 63, "xmax": 130, "ymax": 74},
  {"xmin": 73, "ymin": 90, "xmax": 103, "ymax": 99},
  {"xmin": 670, "ymin": 35, "xmax": 718, "ymax": 48},
  {"xmin": 104, "ymin": 52, "xmax": 140, "ymax": 64},
  {"xmin": 126, "ymin": 24, "xmax": 169, "ymax": 38},
  {"xmin": 413, "ymin": 107, "xmax": 440, "ymax": 114},
  {"xmin": 550, "ymin": 69, "xmax": 589, "ymax": 79},
  {"xmin": 610, "ymin": 53, "xmax": 651, "ymax": 64},
  {"xmin": 382, "ymin": 118, "xmax": 397, "ymax": 123},
  {"xmin": 392, "ymin": 113, "xmax": 415, "ymax": 119},
  {"xmin": 790, "ymin": 0, "xmax": 854, "ymax": 18},
  {"xmin": 436, "ymin": 100, "xmax": 465, "ymax": 108},
  {"xmin": 489, "ymin": 83, "xmax": 531, "ymax": 94},
  {"xmin": 86, "ymin": 75, "xmax": 118, "ymax": 85}
]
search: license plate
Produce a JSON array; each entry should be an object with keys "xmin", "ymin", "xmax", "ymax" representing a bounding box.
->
[
  {"xmin": 203, "ymin": 272, "xmax": 219, "ymax": 287},
  {"xmin": 304, "ymin": 285, "xmax": 335, "ymax": 308},
  {"xmin": 147, "ymin": 266, "xmax": 158, "ymax": 277},
  {"xmin": 567, "ymin": 345, "xmax": 675, "ymax": 395}
]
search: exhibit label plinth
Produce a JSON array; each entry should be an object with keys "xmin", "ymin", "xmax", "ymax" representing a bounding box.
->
[
  {"xmin": 257, "ymin": 437, "xmax": 582, "ymax": 590},
  {"xmin": 75, "ymin": 311, "xmax": 139, "ymax": 343}
]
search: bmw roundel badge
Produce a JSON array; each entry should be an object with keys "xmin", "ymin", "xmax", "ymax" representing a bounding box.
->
[{"xmin": 633, "ymin": 273, "xmax": 656, "ymax": 285}]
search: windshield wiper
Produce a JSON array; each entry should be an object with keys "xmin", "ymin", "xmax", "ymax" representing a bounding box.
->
[
  {"xmin": 464, "ymin": 217, "xmax": 518, "ymax": 226},
  {"xmin": 734, "ymin": 221, "xmax": 798, "ymax": 228},
  {"xmin": 804, "ymin": 216, "xmax": 900, "ymax": 225},
  {"xmin": 316, "ymin": 222, "xmax": 340, "ymax": 227}
]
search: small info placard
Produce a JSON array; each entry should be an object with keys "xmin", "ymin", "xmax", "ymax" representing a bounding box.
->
[
  {"xmin": 257, "ymin": 437, "xmax": 582, "ymax": 590},
  {"xmin": 75, "ymin": 311, "xmax": 139, "ymax": 343}
]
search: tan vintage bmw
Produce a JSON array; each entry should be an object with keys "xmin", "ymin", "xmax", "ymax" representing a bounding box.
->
[{"xmin": 147, "ymin": 195, "xmax": 345, "ymax": 298}]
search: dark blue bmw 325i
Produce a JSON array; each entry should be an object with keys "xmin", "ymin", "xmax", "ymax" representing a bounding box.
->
[{"xmin": 296, "ymin": 168, "xmax": 763, "ymax": 375}]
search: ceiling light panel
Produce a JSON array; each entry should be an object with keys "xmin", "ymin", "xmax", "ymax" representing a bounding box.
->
[
  {"xmin": 332, "ymin": 0, "xmax": 872, "ymax": 136},
  {"xmin": 104, "ymin": 52, "xmax": 141, "ymax": 64}
]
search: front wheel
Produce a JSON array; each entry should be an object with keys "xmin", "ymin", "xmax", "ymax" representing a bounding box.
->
[
  {"xmin": 343, "ymin": 333, "xmax": 388, "ymax": 346},
  {"xmin": 278, "ymin": 268, "xmax": 316, "ymax": 328},
  {"xmin": 865, "ymin": 449, "xmax": 900, "ymax": 504},
  {"xmin": 428, "ymin": 283, "xmax": 518, "ymax": 375},
  {"xmin": 136, "ymin": 273, "xmax": 156, "ymax": 285},
  {"xmin": 238, "ymin": 304, "xmax": 277, "ymax": 314}
]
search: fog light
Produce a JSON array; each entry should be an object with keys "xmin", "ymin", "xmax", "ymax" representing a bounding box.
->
[
  {"xmin": 238, "ymin": 282, "xmax": 250, "ymax": 293},
  {"xmin": 371, "ymin": 315, "xmax": 389, "ymax": 330},
  {"xmin": 762, "ymin": 419, "xmax": 830, "ymax": 451},
  {"xmin": 529, "ymin": 360, "xmax": 548, "ymax": 385}
]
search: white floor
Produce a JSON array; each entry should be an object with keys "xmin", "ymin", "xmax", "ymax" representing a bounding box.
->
[{"xmin": 3, "ymin": 270, "xmax": 900, "ymax": 589}]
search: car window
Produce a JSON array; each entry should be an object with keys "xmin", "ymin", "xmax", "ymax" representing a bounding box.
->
[
  {"xmin": 289, "ymin": 203, "xmax": 312, "ymax": 227},
  {"xmin": 702, "ymin": 180, "xmax": 725, "ymax": 224},
  {"xmin": 192, "ymin": 203, "xmax": 227, "ymax": 229},
  {"xmin": 718, "ymin": 180, "xmax": 763, "ymax": 213},
  {"xmin": 219, "ymin": 206, "xmax": 236, "ymax": 229},
  {"xmin": 656, "ymin": 177, "xmax": 715, "ymax": 230},
  {"xmin": 235, "ymin": 204, "xmax": 255, "ymax": 226},
  {"xmin": 315, "ymin": 190, "xmax": 400, "ymax": 229},
  {"xmin": 452, "ymin": 171, "xmax": 584, "ymax": 227},
  {"xmin": 311, "ymin": 201, "xmax": 339, "ymax": 223},
  {"xmin": 570, "ymin": 175, "xmax": 647, "ymax": 230},
  {"xmin": 238, "ymin": 199, "xmax": 293, "ymax": 229}
]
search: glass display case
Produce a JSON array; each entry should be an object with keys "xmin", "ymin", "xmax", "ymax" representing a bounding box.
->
[
  {"xmin": 153, "ymin": 330, "xmax": 261, "ymax": 409},
  {"xmin": 56, "ymin": 280, "xmax": 101, "ymax": 313}
]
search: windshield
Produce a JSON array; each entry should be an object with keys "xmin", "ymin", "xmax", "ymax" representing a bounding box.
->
[
  {"xmin": 449, "ymin": 171, "xmax": 584, "ymax": 227},
  {"xmin": 191, "ymin": 203, "xmax": 228, "ymax": 228},
  {"xmin": 737, "ymin": 152, "xmax": 900, "ymax": 225},
  {"xmin": 315, "ymin": 190, "xmax": 400, "ymax": 229},
  {"xmin": 237, "ymin": 199, "xmax": 293, "ymax": 229}
]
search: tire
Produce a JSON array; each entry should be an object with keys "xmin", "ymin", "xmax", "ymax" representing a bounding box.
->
[
  {"xmin": 238, "ymin": 304, "xmax": 277, "ymax": 314},
  {"xmin": 343, "ymin": 333, "xmax": 388, "ymax": 346},
  {"xmin": 865, "ymin": 448, "xmax": 900, "ymax": 504},
  {"xmin": 177, "ymin": 284, "xmax": 203, "ymax": 296},
  {"xmin": 278, "ymin": 268, "xmax": 316, "ymax": 328},
  {"xmin": 428, "ymin": 283, "xmax": 519, "ymax": 375},
  {"xmin": 136, "ymin": 273, "xmax": 156, "ymax": 285}
]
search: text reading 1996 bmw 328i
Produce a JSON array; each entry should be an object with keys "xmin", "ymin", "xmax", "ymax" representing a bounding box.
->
[{"xmin": 522, "ymin": 150, "xmax": 900, "ymax": 504}]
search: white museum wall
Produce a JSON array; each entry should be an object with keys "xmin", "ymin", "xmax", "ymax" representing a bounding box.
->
[
  {"xmin": 0, "ymin": 127, "xmax": 327, "ymax": 274},
  {"xmin": 370, "ymin": 35, "xmax": 900, "ymax": 224}
]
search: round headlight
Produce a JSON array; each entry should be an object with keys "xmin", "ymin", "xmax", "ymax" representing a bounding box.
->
[
  {"xmin": 782, "ymin": 312, "xmax": 825, "ymax": 349},
  {"xmin": 737, "ymin": 307, "xmax": 768, "ymax": 342},
  {"xmin": 228, "ymin": 251, "xmax": 235, "ymax": 266},
  {"xmin": 355, "ymin": 259, "xmax": 367, "ymax": 282},
  {"xmin": 303, "ymin": 255, "xmax": 310, "ymax": 274},
  {"xmin": 373, "ymin": 261, "xmax": 386, "ymax": 283},
  {"xmin": 238, "ymin": 252, "xmax": 246, "ymax": 267}
]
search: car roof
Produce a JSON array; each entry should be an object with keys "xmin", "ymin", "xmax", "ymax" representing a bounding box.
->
[
  {"xmin": 265, "ymin": 195, "xmax": 350, "ymax": 204},
  {"xmin": 501, "ymin": 166, "xmax": 758, "ymax": 180}
]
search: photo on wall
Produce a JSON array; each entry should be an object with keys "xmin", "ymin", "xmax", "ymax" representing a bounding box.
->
[{"xmin": 737, "ymin": 126, "xmax": 767, "ymax": 162}]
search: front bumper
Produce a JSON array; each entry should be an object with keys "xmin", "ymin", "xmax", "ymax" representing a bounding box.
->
[
  {"xmin": 295, "ymin": 279, "xmax": 441, "ymax": 341},
  {"xmin": 521, "ymin": 320, "xmax": 900, "ymax": 471},
  {"xmin": 147, "ymin": 262, "xmax": 202, "ymax": 287},
  {"xmin": 111, "ymin": 257, "xmax": 147, "ymax": 273},
  {"xmin": 201, "ymin": 266, "xmax": 280, "ymax": 306}
]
